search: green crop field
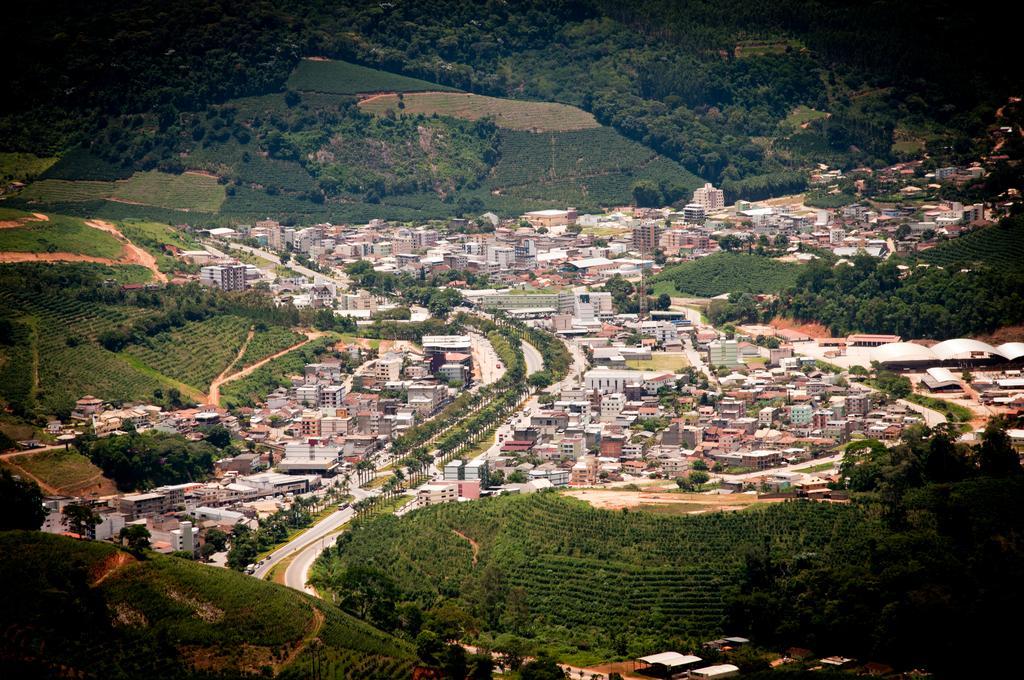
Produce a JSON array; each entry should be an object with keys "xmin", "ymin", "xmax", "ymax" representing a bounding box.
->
[
  {"xmin": 18, "ymin": 171, "xmax": 225, "ymax": 213},
  {"xmin": 359, "ymin": 92, "xmax": 600, "ymax": 131},
  {"xmin": 315, "ymin": 492, "xmax": 873, "ymax": 662},
  {"xmin": 287, "ymin": 58, "xmax": 459, "ymax": 94},
  {"xmin": 653, "ymin": 253, "xmax": 803, "ymax": 297},
  {"xmin": 122, "ymin": 315, "xmax": 252, "ymax": 390},
  {"xmin": 0, "ymin": 531, "xmax": 415, "ymax": 679},
  {"xmin": 920, "ymin": 218, "xmax": 1024, "ymax": 272},
  {"xmin": 239, "ymin": 326, "xmax": 307, "ymax": 368},
  {"xmin": 11, "ymin": 291, "xmax": 167, "ymax": 415},
  {"xmin": 0, "ymin": 210, "xmax": 124, "ymax": 258},
  {"xmin": 17, "ymin": 179, "xmax": 114, "ymax": 203},
  {"xmin": 477, "ymin": 128, "xmax": 702, "ymax": 209},
  {"xmin": 0, "ymin": 265, "xmax": 192, "ymax": 415}
]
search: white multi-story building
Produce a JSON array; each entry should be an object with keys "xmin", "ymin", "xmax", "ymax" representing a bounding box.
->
[
  {"xmin": 200, "ymin": 263, "xmax": 248, "ymax": 291},
  {"xmin": 170, "ymin": 520, "xmax": 199, "ymax": 556}
]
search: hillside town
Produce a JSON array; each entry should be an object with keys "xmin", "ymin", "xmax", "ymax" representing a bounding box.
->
[{"xmin": 25, "ymin": 167, "xmax": 1024, "ymax": 589}]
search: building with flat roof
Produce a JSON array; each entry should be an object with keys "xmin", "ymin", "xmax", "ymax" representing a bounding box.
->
[{"xmin": 417, "ymin": 483, "xmax": 458, "ymax": 507}]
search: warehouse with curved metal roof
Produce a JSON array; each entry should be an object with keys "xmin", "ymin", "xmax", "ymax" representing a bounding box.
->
[{"xmin": 872, "ymin": 339, "xmax": 1024, "ymax": 367}]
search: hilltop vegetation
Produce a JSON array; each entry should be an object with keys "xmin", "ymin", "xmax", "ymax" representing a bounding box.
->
[
  {"xmin": 9, "ymin": 73, "xmax": 698, "ymax": 221},
  {"xmin": 0, "ymin": 209, "xmax": 124, "ymax": 259},
  {"xmin": 0, "ymin": 531, "xmax": 415, "ymax": 679},
  {"xmin": 779, "ymin": 251, "xmax": 1024, "ymax": 338},
  {"xmin": 312, "ymin": 424, "xmax": 1024, "ymax": 675},
  {"xmin": 6, "ymin": 1, "xmax": 1010, "ymax": 219},
  {"xmin": 653, "ymin": 252, "xmax": 802, "ymax": 297}
]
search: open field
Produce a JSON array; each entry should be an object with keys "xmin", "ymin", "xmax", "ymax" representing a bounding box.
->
[
  {"xmin": 238, "ymin": 326, "xmax": 307, "ymax": 368},
  {"xmin": 18, "ymin": 171, "xmax": 225, "ymax": 213},
  {"xmin": 625, "ymin": 354, "xmax": 690, "ymax": 372},
  {"xmin": 359, "ymin": 91, "xmax": 600, "ymax": 131},
  {"xmin": 5, "ymin": 447, "xmax": 118, "ymax": 496},
  {"xmin": 654, "ymin": 253, "xmax": 803, "ymax": 297},
  {"xmin": 563, "ymin": 488, "xmax": 774, "ymax": 513},
  {"xmin": 287, "ymin": 58, "xmax": 459, "ymax": 94},
  {"xmin": 783, "ymin": 105, "xmax": 828, "ymax": 129}
]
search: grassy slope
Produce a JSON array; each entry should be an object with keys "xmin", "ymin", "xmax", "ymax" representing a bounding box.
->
[
  {"xmin": 0, "ymin": 152, "xmax": 58, "ymax": 183},
  {"xmin": 8, "ymin": 447, "xmax": 116, "ymax": 496},
  {"xmin": 122, "ymin": 315, "xmax": 252, "ymax": 391},
  {"xmin": 0, "ymin": 270, "xmax": 179, "ymax": 414},
  {"xmin": 0, "ymin": 210, "xmax": 123, "ymax": 258},
  {"xmin": 359, "ymin": 91, "xmax": 600, "ymax": 131},
  {"xmin": 0, "ymin": 531, "xmax": 415, "ymax": 680},
  {"xmin": 315, "ymin": 492, "xmax": 873, "ymax": 661},
  {"xmin": 653, "ymin": 252, "xmax": 803, "ymax": 297}
]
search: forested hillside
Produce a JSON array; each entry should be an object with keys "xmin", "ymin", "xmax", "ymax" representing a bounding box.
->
[{"xmin": 2, "ymin": 0, "xmax": 1017, "ymax": 219}]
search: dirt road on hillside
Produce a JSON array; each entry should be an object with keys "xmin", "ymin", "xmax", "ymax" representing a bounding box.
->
[
  {"xmin": 206, "ymin": 331, "xmax": 323, "ymax": 406},
  {"xmin": 84, "ymin": 219, "xmax": 168, "ymax": 283}
]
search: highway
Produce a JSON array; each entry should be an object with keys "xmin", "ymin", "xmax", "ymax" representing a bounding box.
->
[
  {"xmin": 251, "ymin": 483, "xmax": 376, "ymax": 585},
  {"xmin": 522, "ymin": 339, "xmax": 544, "ymax": 375},
  {"xmin": 469, "ymin": 331, "xmax": 506, "ymax": 386},
  {"xmin": 252, "ymin": 323, "xmax": 587, "ymax": 593}
]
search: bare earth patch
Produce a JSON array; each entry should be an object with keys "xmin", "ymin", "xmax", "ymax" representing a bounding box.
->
[
  {"xmin": 769, "ymin": 316, "xmax": 831, "ymax": 339},
  {"xmin": 563, "ymin": 488, "xmax": 777, "ymax": 514}
]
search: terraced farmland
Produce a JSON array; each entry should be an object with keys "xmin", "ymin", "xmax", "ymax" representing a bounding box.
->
[
  {"xmin": 316, "ymin": 492, "xmax": 874, "ymax": 658},
  {"xmin": 18, "ymin": 171, "xmax": 226, "ymax": 213},
  {"xmin": 122, "ymin": 315, "xmax": 252, "ymax": 390},
  {"xmin": 0, "ymin": 287, "xmax": 165, "ymax": 414},
  {"xmin": 238, "ymin": 326, "xmax": 307, "ymax": 368},
  {"xmin": 287, "ymin": 58, "xmax": 459, "ymax": 94},
  {"xmin": 920, "ymin": 217, "xmax": 1024, "ymax": 272},
  {"xmin": 360, "ymin": 92, "xmax": 599, "ymax": 131}
]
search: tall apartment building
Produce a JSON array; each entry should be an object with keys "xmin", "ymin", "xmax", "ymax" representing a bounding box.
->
[
  {"xmin": 632, "ymin": 222, "xmax": 662, "ymax": 254},
  {"xmin": 200, "ymin": 263, "xmax": 248, "ymax": 291},
  {"xmin": 683, "ymin": 203, "xmax": 707, "ymax": 225},
  {"xmin": 692, "ymin": 183, "xmax": 725, "ymax": 211}
]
